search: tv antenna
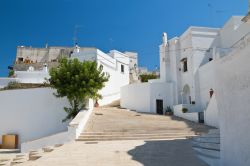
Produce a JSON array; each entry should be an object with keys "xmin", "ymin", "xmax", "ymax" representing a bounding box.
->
[{"xmin": 73, "ymin": 25, "xmax": 83, "ymax": 45}]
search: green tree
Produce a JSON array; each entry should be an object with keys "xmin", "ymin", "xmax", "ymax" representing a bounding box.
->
[
  {"xmin": 8, "ymin": 70, "xmax": 14, "ymax": 77},
  {"xmin": 139, "ymin": 74, "xmax": 158, "ymax": 82},
  {"xmin": 49, "ymin": 58, "xmax": 109, "ymax": 122}
]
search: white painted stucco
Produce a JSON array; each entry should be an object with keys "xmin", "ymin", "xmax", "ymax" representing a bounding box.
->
[
  {"xmin": 0, "ymin": 88, "xmax": 69, "ymax": 147},
  {"xmin": 215, "ymin": 27, "xmax": 250, "ymax": 166},
  {"xmin": 21, "ymin": 102, "xmax": 94, "ymax": 152},
  {"xmin": 15, "ymin": 70, "xmax": 49, "ymax": 84},
  {"xmin": 173, "ymin": 104, "xmax": 199, "ymax": 123},
  {"xmin": 72, "ymin": 48, "xmax": 130, "ymax": 106},
  {"xmin": 0, "ymin": 78, "xmax": 20, "ymax": 88},
  {"xmin": 204, "ymin": 95, "xmax": 219, "ymax": 128},
  {"xmin": 121, "ymin": 81, "xmax": 173, "ymax": 113}
]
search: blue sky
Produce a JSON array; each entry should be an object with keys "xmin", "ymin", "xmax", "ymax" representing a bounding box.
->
[{"xmin": 0, "ymin": 0, "xmax": 248, "ymax": 76}]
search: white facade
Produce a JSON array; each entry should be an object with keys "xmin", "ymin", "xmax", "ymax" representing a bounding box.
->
[
  {"xmin": 121, "ymin": 16, "xmax": 250, "ymax": 128},
  {"xmin": 71, "ymin": 48, "xmax": 130, "ymax": 106},
  {"xmin": 121, "ymin": 82, "xmax": 173, "ymax": 113},
  {"xmin": 0, "ymin": 78, "xmax": 20, "ymax": 88},
  {"xmin": 0, "ymin": 88, "xmax": 69, "ymax": 147},
  {"xmin": 214, "ymin": 19, "xmax": 250, "ymax": 166},
  {"xmin": 121, "ymin": 14, "xmax": 250, "ymax": 166}
]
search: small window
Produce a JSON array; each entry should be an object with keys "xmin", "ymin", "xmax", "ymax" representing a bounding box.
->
[
  {"xmin": 121, "ymin": 64, "xmax": 124, "ymax": 73},
  {"xmin": 183, "ymin": 60, "xmax": 188, "ymax": 72},
  {"xmin": 18, "ymin": 57, "xmax": 24, "ymax": 63}
]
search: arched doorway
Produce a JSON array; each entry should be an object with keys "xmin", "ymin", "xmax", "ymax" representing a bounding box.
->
[{"xmin": 182, "ymin": 85, "xmax": 191, "ymax": 104}]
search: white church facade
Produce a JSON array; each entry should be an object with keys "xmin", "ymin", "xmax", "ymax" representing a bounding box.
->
[{"xmin": 121, "ymin": 15, "xmax": 250, "ymax": 128}]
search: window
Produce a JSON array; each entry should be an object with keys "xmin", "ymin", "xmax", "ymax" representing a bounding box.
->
[
  {"xmin": 121, "ymin": 64, "xmax": 124, "ymax": 73},
  {"xmin": 181, "ymin": 58, "xmax": 188, "ymax": 72},
  {"xmin": 183, "ymin": 60, "xmax": 188, "ymax": 72},
  {"xmin": 17, "ymin": 57, "xmax": 24, "ymax": 63}
]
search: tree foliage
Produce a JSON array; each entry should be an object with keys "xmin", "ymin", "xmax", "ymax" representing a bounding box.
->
[
  {"xmin": 49, "ymin": 58, "xmax": 109, "ymax": 122},
  {"xmin": 8, "ymin": 70, "xmax": 14, "ymax": 77},
  {"xmin": 139, "ymin": 74, "xmax": 158, "ymax": 82}
]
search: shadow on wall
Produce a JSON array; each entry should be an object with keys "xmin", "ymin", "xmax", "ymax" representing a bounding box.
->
[{"xmin": 127, "ymin": 139, "xmax": 208, "ymax": 166}]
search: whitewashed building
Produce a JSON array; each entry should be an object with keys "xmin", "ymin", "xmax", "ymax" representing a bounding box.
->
[
  {"xmin": 71, "ymin": 46, "xmax": 130, "ymax": 106},
  {"xmin": 1, "ymin": 46, "xmax": 135, "ymax": 106},
  {"xmin": 121, "ymin": 15, "xmax": 250, "ymax": 128}
]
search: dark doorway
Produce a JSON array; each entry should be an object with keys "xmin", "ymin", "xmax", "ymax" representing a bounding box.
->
[
  {"xmin": 156, "ymin": 99, "xmax": 163, "ymax": 115},
  {"xmin": 198, "ymin": 112, "xmax": 204, "ymax": 123}
]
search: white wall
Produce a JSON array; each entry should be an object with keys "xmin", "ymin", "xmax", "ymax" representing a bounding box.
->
[
  {"xmin": 198, "ymin": 61, "xmax": 215, "ymax": 107},
  {"xmin": 121, "ymin": 81, "xmax": 173, "ymax": 113},
  {"xmin": 72, "ymin": 48, "xmax": 130, "ymax": 106},
  {"xmin": 98, "ymin": 50, "xmax": 130, "ymax": 106},
  {"xmin": 15, "ymin": 71, "xmax": 49, "ymax": 84},
  {"xmin": 215, "ymin": 33, "xmax": 250, "ymax": 166},
  {"xmin": 121, "ymin": 83, "xmax": 151, "ymax": 112},
  {"xmin": 0, "ymin": 78, "xmax": 20, "ymax": 88},
  {"xmin": 149, "ymin": 82, "xmax": 173, "ymax": 113},
  {"xmin": 173, "ymin": 104, "xmax": 199, "ymax": 123},
  {"xmin": 204, "ymin": 95, "xmax": 219, "ymax": 128},
  {"xmin": 0, "ymin": 88, "xmax": 69, "ymax": 147}
]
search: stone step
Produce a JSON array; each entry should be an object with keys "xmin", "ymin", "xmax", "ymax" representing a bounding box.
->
[
  {"xmin": 197, "ymin": 154, "xmax": 220, "ymax": 166},
  {"xmin": 84, "ymin": 128, "xmax": 200, "ymax": 133},
  {"xmin": 193, "ymin": 137, "xmax": 220, "ymax": 144},
  {"xmin": 77, "ymin": 135, "xmax": 194, "ymax": 141},
  {"xmin": 42, "ymin": 147, "xmax": 54, "ymax": 153},
  {"xmin": 192, "ymin": 141, "xmax": 220, "ymax": 151},
  {"xmin": 0, "ymin": 149, "xmax": 21, "ymax": 154},
  {"xmin": 28, "ymin": 150, "xmax": 43, "ymax": 161},
  {"xmin": 207, "ymin": 129, "xmax": 220, "ymax": 135},
  {"xmin": 81, "ymin": 130, "xmax": 197, "ymax": 135},
  {"xmin": 193, "ymin": 147, "xmax": 220, "ymax": 159},
  {"xmin": 0, "ymin": 160, "xmax": 10, "ymax": 166},
  {"xmin": 79, "ymin": 133, "xmax": 198, "ymax": 139}
]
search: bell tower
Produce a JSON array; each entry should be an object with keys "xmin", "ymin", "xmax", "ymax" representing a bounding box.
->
[{"xmin": 159, "ymin": 32, "xmax": 171, "ymax": 82}]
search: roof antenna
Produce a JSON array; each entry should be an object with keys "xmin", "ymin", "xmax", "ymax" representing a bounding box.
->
[{"xmin": 73, "ymin": 25, "xmax": 82, "ymax": 46}]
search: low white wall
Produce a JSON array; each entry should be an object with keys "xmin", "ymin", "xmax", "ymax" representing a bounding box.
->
[
  {"xmin": 121, "ymin": 82, "xmax": 173, "ymax": 113},
  {"xmin": 198, "ymin": 61, "xmax": 216, "ymax": 110},
  {"xmin": 15, "ymin": 71, "xmax": 50, "ymax": 84},
  {"xmin": 173, "ymin": 105, "xmax": 199, "ymax": 123},
  {"xmin": 215, "ymin": 38, "xmax": 250, "ymax": 166},
  {"xmin": 0, "ymin": 78, "xmax": 20, "ymax": 88},
  {"xmin": 121, "ymin": 83, "xmax": 151, "ymax": 112},
  {"xmin": 204, "ymin": 95, "xmax": 219, "ymax": 128},
  {"xmin": 21, "ymin": 105, "xmax": 94, "ymax": 153},
  {"xmin": 0, "ymin": 88, "xmax": 69, "ymax": 147},
  {"xmin": 149, "ymin": 82, "xmax": 173, "ymax": 113}
]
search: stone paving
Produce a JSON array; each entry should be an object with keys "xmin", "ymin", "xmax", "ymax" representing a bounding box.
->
[{"xmin": 17, "ymin": 107, "xmax": 211, "ymax": 166}]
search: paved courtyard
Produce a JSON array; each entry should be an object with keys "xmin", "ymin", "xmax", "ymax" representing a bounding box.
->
[{"xmin": 19, "ymin": 107, "xmax": 211, "ymax": 166}]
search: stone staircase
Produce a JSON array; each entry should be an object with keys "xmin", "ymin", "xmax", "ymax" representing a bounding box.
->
[
  {"xmin": 192, "ymin": 129, "xmax": 220, "ymax": 166},
  {"xmin": 76, "ymin": 129, "xmax": 200, "ymax": 141}
]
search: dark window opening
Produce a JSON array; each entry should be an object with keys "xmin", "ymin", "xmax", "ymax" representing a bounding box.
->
[
  {"xmin": 183, "ymin": 60, "xmax": 188, "ymax": 72},
  {"xmin": 121, "ymin": 64, "xmax": 124, "ymax": 73},
  {"xmin": 18, "ymin": 57, "xmax": 24, "ymax": 63}
]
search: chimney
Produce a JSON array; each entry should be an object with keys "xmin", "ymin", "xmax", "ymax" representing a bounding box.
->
[{"xmin": 162, "ymin": 32, "xmax": 168, "ymax": 46}]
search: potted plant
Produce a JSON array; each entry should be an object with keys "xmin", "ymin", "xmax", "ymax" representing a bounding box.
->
[
  {"xmin": 165, "ymin": 106, "xmax": 173, "ymax": 116},
  {"xmin": 182, "ymin": 108, "xmax": 188, "ymax": 113}
]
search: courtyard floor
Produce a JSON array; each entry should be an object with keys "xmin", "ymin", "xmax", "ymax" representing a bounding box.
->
[{"xmin": 19, "ymin": 107, "xmax": 211, "ymax": 166}]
